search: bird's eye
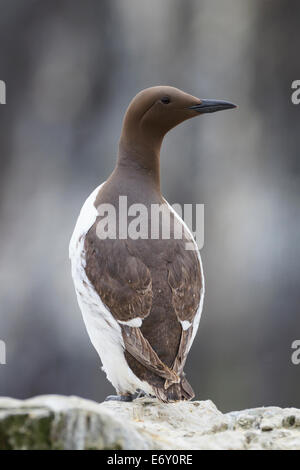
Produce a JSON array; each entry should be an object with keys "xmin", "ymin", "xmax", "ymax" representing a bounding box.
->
[{"xmin": 161, "ymin": 96, "xmax": 170, "ymax": 104}]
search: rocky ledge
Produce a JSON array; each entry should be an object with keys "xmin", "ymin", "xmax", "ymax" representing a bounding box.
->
[{"xmin": 0, "ymin": 395, "xmax": 299, "ymax": 450}]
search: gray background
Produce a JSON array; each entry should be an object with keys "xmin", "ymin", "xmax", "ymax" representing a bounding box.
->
[{"xmin": 0, "ymin": 0, "xmax": 299, "ymax": 412}]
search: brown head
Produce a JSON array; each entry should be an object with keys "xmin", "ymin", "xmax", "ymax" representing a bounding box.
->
[{"xmin": 117, "ymin": 86, "xmax": 237, "ymax": 187}]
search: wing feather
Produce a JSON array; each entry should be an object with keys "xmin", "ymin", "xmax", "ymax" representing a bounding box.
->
[{"xmin": 121, "ymin": 325, "xmax": 179, "ymax": 383}]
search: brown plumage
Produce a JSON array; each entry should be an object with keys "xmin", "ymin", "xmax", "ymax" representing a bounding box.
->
[
  {"xmin": 70, "ymin": 86, "xmax": 237, "ymax": 402},
  {"xmin": 84, "ymin": 206, "xmax": 201, "ymax": 401}
]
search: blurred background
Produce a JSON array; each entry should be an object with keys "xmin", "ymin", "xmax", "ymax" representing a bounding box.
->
[{"xmin": 0, "ymin": 0, "xmax": 299, "ymax": 413}]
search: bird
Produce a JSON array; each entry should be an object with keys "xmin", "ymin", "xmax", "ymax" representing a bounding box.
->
[{"xmin": 69, "ymin": 86, "xmax": 237, "ymax": 403}]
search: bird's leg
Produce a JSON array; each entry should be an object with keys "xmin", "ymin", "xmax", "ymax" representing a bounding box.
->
[
  {"xmin": 105, "ymin": 389, "xmax": 148, "ymax": 402},
  {"xmin": 134, "ymin": 389, "xmax": 147, "ymax": 399},
  {"xmin": 105, "ymin": 394, "xmax": 134, "ymax": 402}
]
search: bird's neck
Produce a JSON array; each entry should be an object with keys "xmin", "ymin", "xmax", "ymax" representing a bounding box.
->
[{"xmin": 116, "ymin": 137, "xmax": 162, "ymax": 192}]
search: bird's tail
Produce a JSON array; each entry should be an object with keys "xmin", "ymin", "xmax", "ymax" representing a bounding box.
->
[{"xmin": 153, "ymin": 375, "xmax": 195, "ymax": 403}]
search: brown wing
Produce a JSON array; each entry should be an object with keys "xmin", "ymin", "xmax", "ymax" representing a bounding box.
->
[
  {"xmin": 164, "ymin": 237, "xmax": 202, "ymax": 389},
  {"xmin": 121, "ymin": 325, "xmax": 179, "ymax": 383},
  {"xmin": 84, "ymin": 224, "xmax": 179, "ymax": 383},
  {"xmin": 84, "ymin": 229, "xmax": 152, "ymax": 322},
  {"xmin": 167, "ymin": 247, "xmax": 202, "ymax": 324}
]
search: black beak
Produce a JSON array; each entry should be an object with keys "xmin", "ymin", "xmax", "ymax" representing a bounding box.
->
[{"xmin": 189, "ymin": 99, "xmax": 237, "ymax": 114}]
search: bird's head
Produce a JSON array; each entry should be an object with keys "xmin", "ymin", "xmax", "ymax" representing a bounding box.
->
[{"xmin": 120, "ymin": 86, "xmax": 237, "ymax": 153}]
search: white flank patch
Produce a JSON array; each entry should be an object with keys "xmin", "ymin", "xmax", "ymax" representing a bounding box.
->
[
  {"xmin": 180, "ymin": 320, "xmax": 191, "ymax": 331},
  {"xmin": 69, "ymin": 183, "xmax": 153, "ymax": 396},
  {"xmin": 119, "ymin": 317, "xmax": 143, "ymax": 328}
]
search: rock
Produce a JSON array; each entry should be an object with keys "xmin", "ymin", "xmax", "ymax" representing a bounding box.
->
[{"xmin": 0, "ymin": 395, "xmax": 300, "ymax": 450}]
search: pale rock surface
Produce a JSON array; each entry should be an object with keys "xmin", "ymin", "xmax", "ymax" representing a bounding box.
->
[{"xmin": 0, "ymin": 395, "xmax": 299, "ymax": 450}]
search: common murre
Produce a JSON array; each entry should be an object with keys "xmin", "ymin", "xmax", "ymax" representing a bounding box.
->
[{"xmin": 69, "ymin": 86, "xmax": 237, "ymax": 402}]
